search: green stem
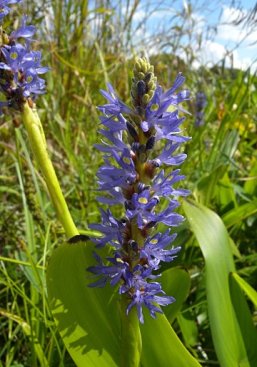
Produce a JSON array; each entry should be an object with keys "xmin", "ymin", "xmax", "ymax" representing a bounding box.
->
[
  {"xmin": 21, "ymin": 101, "xmax": 79, "ymax": 239},
  {"xmin": 120, "ymin": 296, "xmax": 142, "ymax": 367}
]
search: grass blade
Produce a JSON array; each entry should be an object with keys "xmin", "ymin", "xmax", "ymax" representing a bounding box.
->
[{"xmin": 231, "ymin": 272, "xmax": 257, "ymax": 308}]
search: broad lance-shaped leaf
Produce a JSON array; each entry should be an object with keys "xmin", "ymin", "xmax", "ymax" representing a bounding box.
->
[
  {"xmin": 46, "ymin": 241, "xmax": 120, "ymax": 367},
  {"xmin": 229, "ymin": 273, "xmax": 257, "ymax": 367},
  {"xmin": 46, "ymin": 241, "xmax": 201, "ymax": 367},
  {"xmin": 140, "ymin": 312, "xmax": 201, "ymax": 367},
  {"xmin": 183, "ymin": 200, "xmax": 257, "ymax": 367}
]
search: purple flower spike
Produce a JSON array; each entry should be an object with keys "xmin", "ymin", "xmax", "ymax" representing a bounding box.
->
[
  {"xmin": 194, "ymin": 91, "xmax": 207, "ymax": 127},
  {"xmin": 0, "ymin": 0, "xmax": 21, "ymax": 21},
  {"xmin": 88, "ymin": 57, "xmax": 190, "ymax": 323},
  {"xmin": 0, "ymin": 2, "xmax": 49, "ymax": 113}
]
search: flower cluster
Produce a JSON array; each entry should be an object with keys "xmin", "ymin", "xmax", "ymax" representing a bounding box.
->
[
  {"xmin": 0, "ymin": 1, "xmax": 48, "ymax": 114},
  {"xmin": 0, "ymin": 0, "xmax": 21, "ymax": 20},
  {"xmin": 194, "ymin": 91, "xmax": 207, "ymax": 127},
  {"xmin": 88, "ymin": 57, "xmax": 190, "ymax": 323}
]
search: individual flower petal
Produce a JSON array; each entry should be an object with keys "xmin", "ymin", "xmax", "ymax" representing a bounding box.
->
[{"xmin": 10, "ymin": 16, "xmax": 36, "ymax": 40}]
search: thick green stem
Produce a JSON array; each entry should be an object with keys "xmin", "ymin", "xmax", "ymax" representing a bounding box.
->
[
  {"xmin": 120, "ymin": 296, "xmax": 142, "ymax": 367},
  {"xmin": 21, "ymin": 101, "xmax": 79, "ymax": 239}
]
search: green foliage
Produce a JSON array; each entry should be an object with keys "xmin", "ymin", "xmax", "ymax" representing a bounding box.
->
[
  {"xmin": 161, "ymin": 268, "xmax": 191, "ymax": 324},
  {"xmin": 47, "ymin": 241, "xmax": 121, "ymax": 367},
  {"xmin": 46, "ymin": 241, "xmax": 200, "ymax": 367},
  {"xmin": 183, "ymin": 200, "xmax": 257, "ymax": 367},
  {"xmin": 231, "ymin": 273, "xmax": 257, "ymax": 309}
]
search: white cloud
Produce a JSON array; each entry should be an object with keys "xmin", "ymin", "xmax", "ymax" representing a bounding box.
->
[
  {"xmin": 191, "ymin": 13, "xmax": 206, "ymax": 34},
  {"xmin": 188, "ymin": 6, "xmax": 257, "ymax": 72},
  {"xmin": 217, "ymin": 5, "xmax": 257, "ymax": 44},
  {"xmin": 221, "ymin": 5, "xmax": 246, "ymax": 23},
  {"xmin": 191, "ymin": 40, "xmax": 253, "ymax": 71},
  {"xmin": 231, "ymin": 50, "xmax": 252, "ymax": 70},
  {"xmin": 131, "ymin": 9, "xmax": 147, "ymax": 21},
  {"xmin": 198, "ymin": 40, "xmax": 227, "ymax": 65},
  {"xmin": 218, "ymin": 22, "xmax": 257, "ymax": 44},
  {"xmin": 126, "ymin": 3, "xmax": 257, "ymax": 72}
]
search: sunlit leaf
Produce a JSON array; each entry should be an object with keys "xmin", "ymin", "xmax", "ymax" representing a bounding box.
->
[
  {"xmin": 47, "ymin": 241, "xmax": 120, "ymax": 367},
  {"xmin": 231, "ymin": 272, "xmax": 257, "ymax": 308},
  {"xmin": 47, "ymin": 241, "xmax": 201, "ymax": 367},
  {"xmin": 183, "ymin": 200, "xmax": 257, "ymax": 367},
  {"xmin": 229, "ymin": 274, "xmax": 257, "ymax": 366},
  {"xmin": 140, "ymin": 312, "xmax": 201, "ymax": 367}
]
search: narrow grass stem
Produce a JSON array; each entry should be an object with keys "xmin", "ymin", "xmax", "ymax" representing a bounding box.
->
[
  {"xmin": 21, "ymin": 101, "xmax": 79, "ymax": 239},
  {"xmin": 0, "ymin": 255, "xmax": 45, "ymax": 270}
]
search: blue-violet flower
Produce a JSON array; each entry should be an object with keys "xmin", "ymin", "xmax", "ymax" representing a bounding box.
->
[
  {"xmin": 0, "ymin": 0, "xmax": 21, "ymax": 20},
  {"xmin": 194, "ymin": 91, "xmax": 207, "ymax": 127},
  {"xmin": 0, "ymin": 1, "xmax": 48, "ymax": 114},
  {"xmin": 88, "ymin": 57, "xmax": 190, "ymax": 323}
]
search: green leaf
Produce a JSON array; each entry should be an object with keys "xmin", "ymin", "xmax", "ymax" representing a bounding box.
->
[
  {"xmin": 195, "ymin": 165, "xmax": 226, "ymax": 205},
  {"xmin": 177, "ymin": 311, "xmax": 199, "ymax": 348},
  {"xmin": 140, "ymin": 313, "xmax": 201, "ymax": 367},
  {"xmin": 244, "ymin": 158, "xmax": 257, "ymax": 196},
  {"xmin": 216, "ymin": 172, "xmax": 236, "ymax": 209},
  {"xmin": 228, "ymin": 236, "xmax": 242, "ymax": 259},
  {"xmin": 231, "ymin": 273, "xmax": 257, "ymax": 308},
  {"xmin": 47, "ymin": 241, "xmax": 201, "ymax": 367},
  {"xmin": 183, "ymin": 200, "xmax": 257, "ymax": 367},
  {"xmin": 229, "ymin": 274, "xmax": 257, "ymax": 366},
  {"xmin": 222, "ymin": 199, "xmax": 257, "ymax": 228},
  {"xmin": 47, "ymin": 241, "xmax": 121, "ymax": 367},
  {"xmin": 161, "ymin": 267, "xmax": 191, "ymax": 324}
]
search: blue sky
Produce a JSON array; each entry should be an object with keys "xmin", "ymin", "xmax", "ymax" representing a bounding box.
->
[
  {"xmin": 126, "ymin": 0, "xmax": 257, "ymax": 71},
  {"xmin": 202, "ymin": 0, "xmax": 257, "ymax": 70}
]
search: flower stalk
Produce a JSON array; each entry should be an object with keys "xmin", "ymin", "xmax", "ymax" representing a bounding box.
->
[
  {"xmin": 120, "ymin": 296, "xmax": 142, "ymax": 367},
  {"xmin": 21, "ymin": 102, "xmax": 79, "ymax": 239}
]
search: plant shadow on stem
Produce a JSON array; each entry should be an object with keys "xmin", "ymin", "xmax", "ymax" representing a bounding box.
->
[{"xmin": 46, "ymin": 241, "xmax": 121, "ymax": 367}]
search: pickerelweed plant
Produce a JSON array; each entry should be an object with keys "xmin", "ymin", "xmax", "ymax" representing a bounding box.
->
[
  {"xmin": 194, "ymin": 91, "xmax": 207, "ymax": 127},
  {"xmin": 0, "ymin": 0, "xmax": 79, "ymax": 239},
  {"xmin": 3, "ymin": 3, "xmax": 257, "ymax": 367},
  {"xmin": 88, "ymin": 57, "xmax": 190, "ymax": 323}
]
